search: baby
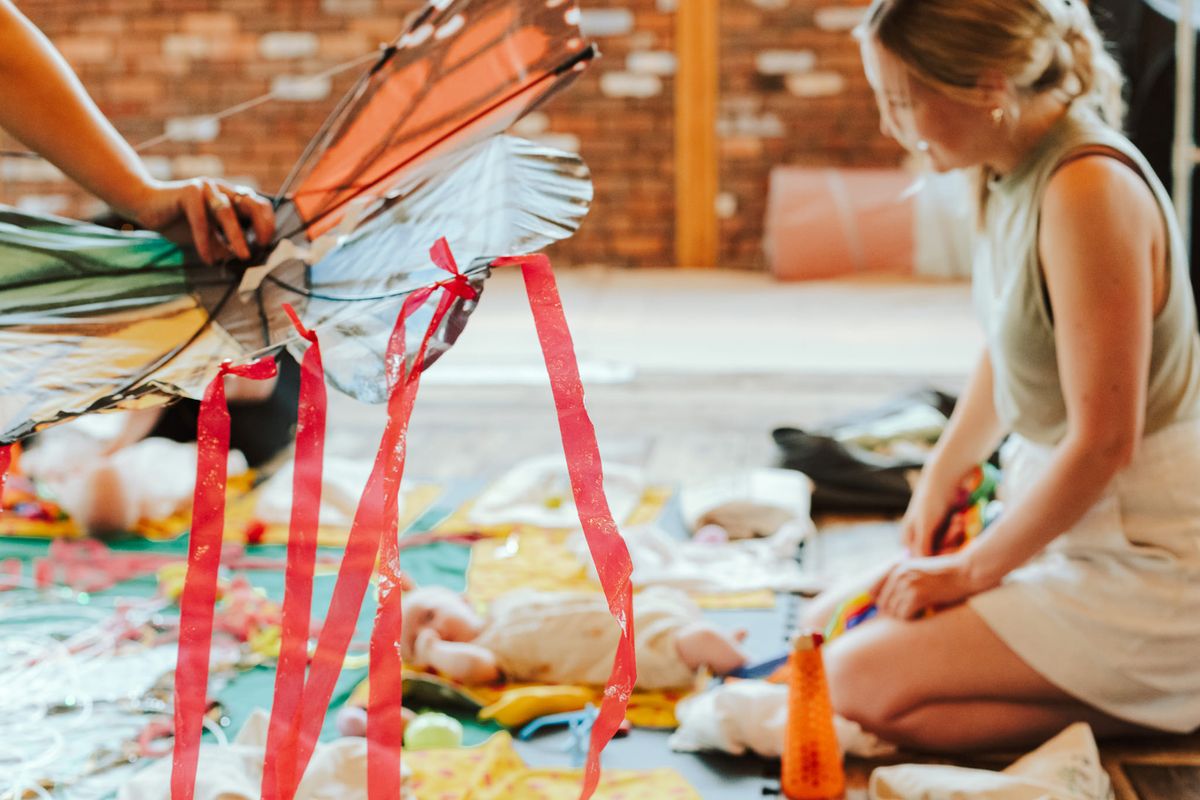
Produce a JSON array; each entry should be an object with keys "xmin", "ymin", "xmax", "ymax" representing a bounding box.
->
[{"xmin": 401, "ymin": 585, "xmax": 747, "ymax": 689}]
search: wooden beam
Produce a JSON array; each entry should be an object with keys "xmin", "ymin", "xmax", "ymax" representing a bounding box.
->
[{"xmin": 675, "ymin": 0, "xmax": 719, "ymax": 268}]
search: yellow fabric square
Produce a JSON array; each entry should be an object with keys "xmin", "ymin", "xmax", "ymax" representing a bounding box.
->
[
  {"xmin": 405, "ymin": 732, "xmax": 700, "ymax": 800},
  {"xmin": 431, "ymin": 486, "xmax": 672, "ymax": 540},
  {"xmin": 466, "ymin": 527, "xmax": 774, "ymax": 611},
  {"xmin": 220, "ymin": 481, "xmax": 442, "ymax": 546}
]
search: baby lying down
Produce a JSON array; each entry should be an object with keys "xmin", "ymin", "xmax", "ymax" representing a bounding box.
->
[{"xmin": 401, "ymin": 585, "xmax": 747, "ymax": 689}]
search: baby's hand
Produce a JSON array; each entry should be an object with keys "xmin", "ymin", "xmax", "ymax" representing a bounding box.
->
[{"xmin": 414, "ymin": 627, "xmax": 441, "ymax": 666}]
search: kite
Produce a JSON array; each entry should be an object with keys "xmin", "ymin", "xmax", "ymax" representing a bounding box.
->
[{"xmin": 0, "ymin": 0, "xmax": 596, "ymax": 441}]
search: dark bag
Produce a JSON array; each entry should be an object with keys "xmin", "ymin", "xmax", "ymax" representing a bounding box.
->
[{"xmin": 773, "ymin": 388, "xmax": 957, "ymax": 514}]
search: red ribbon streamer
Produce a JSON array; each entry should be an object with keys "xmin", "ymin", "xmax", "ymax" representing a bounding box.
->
[
  {"xmin": 172, "ymin": 240, "xmax": 611, "ymax": 799},
  {"xmin": 492, "ymin": 254, "xmax": 637, "ymax": 800},
  {"xmin": 367, "ymin": 289, "xmax": 457, "ymax": 799},
  {"xmin": 0, "ymin": 444, "xmax": 11, "ymax": 504},
  {"xmin": 171, "ymin": 356, "xmax": 278, "ymax": 800},
  {"xmin": 261, "ymin": 306, "xmax": 327, "ymax": 800},
  {"xmin": 364, "ymin": 238, "xmax": 474, "ymax": 798},
  {"xmin": 271, "ymin": 240, "xmax": 469, "ymax": 800}
]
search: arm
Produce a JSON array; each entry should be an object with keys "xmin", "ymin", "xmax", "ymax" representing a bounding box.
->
[
  {"xmin": 415, "ymin": 629, "xmax": 500, "ymax": 684},
  {"xmin": 875, "ymin": 155, "xmax": 1160, "ymax": 617},
  {"xmin": 961, "ymin": 155, "xmax": 1157, "ymax": 586},
  {"xmin": 0, "ymin": 3, "xmax": 149, "ymax": 218},
  {"xmin": 0, "ymin": 2, "xmax": 273, "ymax": 261},
  {"xmin": 903, "ymin": 348, "xmax": 1006, "ymax": 555},
  {"xmin": 98, "ymin": 407, "xmax": 166, "ymax": 457}
]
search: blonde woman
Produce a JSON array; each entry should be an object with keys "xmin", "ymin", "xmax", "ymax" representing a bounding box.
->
[{"xmin": 812, "ymin": 0, "xmax": 1200, "ymax": 751}]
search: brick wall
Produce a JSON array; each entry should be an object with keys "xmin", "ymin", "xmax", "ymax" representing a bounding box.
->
[{"xmin": 1, "ymin": 1, "xmax": 900, "ymax": 269}]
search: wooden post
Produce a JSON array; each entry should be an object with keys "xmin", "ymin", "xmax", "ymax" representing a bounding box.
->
[{"xmin": 675, "ymin": 0, "xmax": 719, "ymax": 268}]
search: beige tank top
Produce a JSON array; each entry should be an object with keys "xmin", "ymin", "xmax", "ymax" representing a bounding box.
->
[{"xmin": 972, "ymin": 106, "xmax": 1200, "ymax": 445}]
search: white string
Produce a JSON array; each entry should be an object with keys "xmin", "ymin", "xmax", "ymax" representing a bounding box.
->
[
  {"xmin": 0, "ymin": 590, "xmax": 182, "ymax": 797},
  {"xmin": 131, "ymin": 50, "xmax": 382, "ymax": 153},
  {"xmin": 0, "ymin": 614, "xmax": 88, "ymax": 796},
  {"xmin": 0, "ymin": 48, "xmax": 381, "ymax": 164}
]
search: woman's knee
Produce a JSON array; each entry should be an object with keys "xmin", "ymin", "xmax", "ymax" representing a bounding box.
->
[{"xmin": 824, "ymin": 626, "xmax": 917, "ymax": 735}]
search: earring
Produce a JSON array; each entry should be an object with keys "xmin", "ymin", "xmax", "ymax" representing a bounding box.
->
[
  {"xmin": 990, "ymin": 107, "xmax": 1005, "ymax": 126},
  {"xmin": 916, "ymin": 140, "xmax": 930, "ymax": 152}
]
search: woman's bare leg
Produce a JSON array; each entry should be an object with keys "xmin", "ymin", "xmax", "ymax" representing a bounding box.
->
[{"xmin": 824, "ymin": 603, "xmax": 1158, "ymax": 752}]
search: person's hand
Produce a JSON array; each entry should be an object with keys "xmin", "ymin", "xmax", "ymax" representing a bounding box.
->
[
  {"xmin": 870, "ymin": 552, "xmax": 987, "ymax": 620},
  {"xmin": 899, "ymin": 471, "xmax": 960, "ymax": 556},
  {"xmin": 126, "ymin": 177, "xmax": 276, "ymax": 264},
  {"xmin": 96, "ymin": 407, "xmax": 166, "ymax": 457}
]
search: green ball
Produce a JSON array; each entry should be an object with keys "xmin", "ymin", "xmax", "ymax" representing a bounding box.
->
[{"xmin": 403, "ymin": 712, "xmax": 464, "ymax": 750}]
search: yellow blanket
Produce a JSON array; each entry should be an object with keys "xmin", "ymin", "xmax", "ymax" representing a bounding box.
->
[
  {"xmin": 350, "ymin": 667, "xmax": 694, "ymax": 730},
  {"xmin": 467, "ymin": 528, "xmax": 775, "ymax": 611},
  {"xmin": 432, "ymin": 485, "xmax": 672, "ymax": 539},
  {"xmin": 222, "ymin": 482, "xmax": 442, "ymax": 547},
  {"xmin": 405, "ymin": 732, "xmax": 700, "ymax": 800}
]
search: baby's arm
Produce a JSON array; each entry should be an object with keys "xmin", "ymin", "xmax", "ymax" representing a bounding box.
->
[{"xmin": 415, "ymin": 628, "xmax": 500, "ymax": 684}]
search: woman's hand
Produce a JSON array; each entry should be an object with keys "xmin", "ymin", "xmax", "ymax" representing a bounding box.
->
[
  {"xmin": 0, "ymin": 4, "xmax": 276, "ymax": 263},
  {"xmin": 899, "ymin": 472, "xmax": 958, "ymax": 556},
  {"xmin": 870, "ymin": 552, "xmax": 990, "ymax": 620},
  {"xmin": 127, "ymin": 178, "xmax": 276, "ymax": 264}
]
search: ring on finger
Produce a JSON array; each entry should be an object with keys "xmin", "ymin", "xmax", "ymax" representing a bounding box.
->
[{"xmin": 208, "ymin": 193, "xmax": 233, "ymax": 213}]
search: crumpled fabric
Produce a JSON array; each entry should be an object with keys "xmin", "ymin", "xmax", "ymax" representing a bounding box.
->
[
  {"xmin": 677, "ymin": 467, "xmax": 814, "ymax": 539},
  {"xmin": 253, "ymin": 455, "xmax": 394, "ymax": 528},
  {"xmin": 870, "ymin": 722, "xmax": 1112, "ymax": 800},
  {"xmin": 667, "ymin": 680, "xmax": 896, "ymax": 759},
  {"xmin": 467, "ymin": 455, "xmax": 644, "ymax": 529},
  {"xmin": 569, "ymin": 521, "xmax": 823, "ymax": 596},
  {"xmin": 117, "ymin": 709, "xmax": 414, "ymax": 800}
]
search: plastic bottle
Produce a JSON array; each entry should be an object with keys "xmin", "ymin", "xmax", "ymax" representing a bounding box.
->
[{"xmin": 781, "ymin": 631, "xmax": 845, "ymax": 800}]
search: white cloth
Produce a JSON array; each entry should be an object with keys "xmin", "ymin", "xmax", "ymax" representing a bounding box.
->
[
  {"xmin": 569, "ymin": 521, "xmax": 823, "ymax": 595},
  {"xmin": 969, "ymin": 418, "xmax": 1200, "ymax": 732},
  {"xmin": 118, "ymin": 709, "xmax": 414, "ymax": 800},
  {"xmin": 667, "ymin": 680, "xmax": 895, "ymax": 759},
  {"xmin": 467, "ymin": 455, "xmax": 644, "ymax": 529},
  {"xmin": 473, "ymin": 586, "xmax": 700, "ymax": 689},
  {"xmin": 24, "ymin": 431, "xmax": 247, "ymax": 525},
  {"xmin": 870, "ymin": 722, "xmax": 1112, "ymax": 800},
  {"xmin": 677, "ymin": 467, "xmax": 814, "ymax": 539},
  {"xmin": 254, "ymin": 456, "xmax": 394, "ymax": 527}
]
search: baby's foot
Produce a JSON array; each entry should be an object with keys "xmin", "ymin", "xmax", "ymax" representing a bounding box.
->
[{"xmin": 676, "ymin": 623, "xmax": 748, "ymax": 675}]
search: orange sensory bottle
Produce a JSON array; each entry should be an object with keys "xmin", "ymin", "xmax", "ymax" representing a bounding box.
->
[{"xmin": 781, "ymin": 631, "xmax": 845, "ymax": 800}]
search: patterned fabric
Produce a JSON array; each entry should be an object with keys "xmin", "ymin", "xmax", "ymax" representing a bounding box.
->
[{"xmin": 405, "ymin": 733, "xmax": 700, "ymax": 800}]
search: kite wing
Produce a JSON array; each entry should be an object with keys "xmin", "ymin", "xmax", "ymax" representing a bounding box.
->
[
  {"xmin": 0, "ymin": 210, "xmax": 240, "ymax": 443},
  {"xmin": 273, "ymin": 0, "xmax": 594, "ymax": 241},
  {"xmin": 247, "ymin": 135, "xmax": 592, "ymax": 401},
  {"xmin": 0, "ymin": 0, "xmax": 596, "ymax": 442}
]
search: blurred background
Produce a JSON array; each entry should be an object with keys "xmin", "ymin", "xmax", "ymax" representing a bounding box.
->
[{"xmin": 0, "ymin": 0, "xmax": 906, "ymax": 273}]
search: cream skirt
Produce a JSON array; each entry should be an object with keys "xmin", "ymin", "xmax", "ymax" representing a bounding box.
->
[{"xmin": 969, "ymin": 418, "xmax": 1200, "ymax": 732}]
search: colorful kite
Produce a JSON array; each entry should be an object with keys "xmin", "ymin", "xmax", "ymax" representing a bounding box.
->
[{"xmin": 0, "ymin": 0, "xmax": 596, "ymax": 441}]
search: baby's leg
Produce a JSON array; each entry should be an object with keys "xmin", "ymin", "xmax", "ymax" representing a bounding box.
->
[
  {"xmin": 675, "ymin": 622, "xmax": 748, "ymax": 676},
  {"xmin": 57, "ymin": 462, "xmax": 136, "ymax": 537},
  {"xmin": 422, "ymin": 636, "xmax": 501, "ymax": 685}
]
